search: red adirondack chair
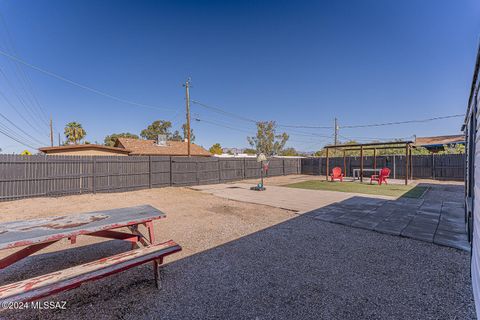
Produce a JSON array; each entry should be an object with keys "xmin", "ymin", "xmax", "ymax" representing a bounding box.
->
[
  {"xmin": 330, "ymin": 167, "xmax": 344, "ymax": 182},
  {"xmin": 371, "ymin": 167, "xmax": 390, "ymax": 185}
]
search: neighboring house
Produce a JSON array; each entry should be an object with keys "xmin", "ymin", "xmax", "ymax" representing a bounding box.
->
[
  {"xmin": 414, "ymin": 134, "xmax": 465, "ymax": 152},
  {"xmin": 463, "ymin": 44, "xmax": 479, "ymax": 319},
  {"xmin": 222, "ymin": 147, "xmax": 243, "ymax": 154},
  {"xmin": 114, "ymin": 138, "xmax": 211, "ymax": 156},
  {"xmin": 39, "ymin": 144, "xmax": 131, "ymax": 156},
  {"xmin": 213, "ymin": 153, "xmax": 256, "ymax": 158},
  {"xmin": 273, "ymin": 155, "xmax": 305, "ymax": 158}
]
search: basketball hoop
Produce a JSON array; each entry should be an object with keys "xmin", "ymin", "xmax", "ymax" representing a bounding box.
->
[{"xmin": 251, "ymin": 153, "xmax": 268, "ymax": 191}]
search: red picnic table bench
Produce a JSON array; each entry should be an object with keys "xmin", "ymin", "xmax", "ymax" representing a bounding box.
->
[{"xmin": 0, "ymin": 205, "xmax": 182, "ymax": 304}]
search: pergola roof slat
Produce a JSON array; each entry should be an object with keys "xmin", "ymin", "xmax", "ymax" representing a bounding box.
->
[{"xmin": 324, "ymin": 141, "xmax": 413, "ymax": 149}]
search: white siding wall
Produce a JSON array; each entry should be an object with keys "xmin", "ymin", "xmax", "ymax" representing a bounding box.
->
[
  {"xmin": 473, "ymin": 150, "xmax": 480, "ymax": 317},
  {"xmin": 472, "ymin": 91, "xmax": 480, "ymax": 318}
]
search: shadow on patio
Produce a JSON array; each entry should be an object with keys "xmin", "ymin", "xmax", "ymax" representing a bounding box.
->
[{"xmin": 1, "ymin": 188, "xmax": 474, "ymax": 320}]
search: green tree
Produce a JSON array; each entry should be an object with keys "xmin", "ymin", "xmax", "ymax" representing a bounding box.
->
[
  {"xmin": 104, "ymin": 132, "xmax": 139, "ymax": 147},
  {"xmin": 140, "ymin": 120, "xmax": 172, "ymax": 140},
  {"xmin": 243, "ymin": 148, "xmax": 257, "ymax": 155},
  {"xmin": 438, "ymin": 144, "xmax": 465, "ymax": 154},
  {"xmin": 64, "ymin": 122, "xmax": 86, "ymax": 144},
  {"xmin": 209, "ymin": 143, "xmax": 223, "ymax": 155},
  {"xmin": 247, "ymin": 121, "xmax": 289, "ymax": 156},
  {"xmin": 170, "ymin": 130, "xmax": 183, "ymax": 141},
  {"xmin": 170, "ymin": 124, "xmax": 195, "ymax": 142},
  {"xmin": 411, "ymin": 147, "xmax": 431, "ymax": 155},
  {"xmin": 182, "ymin": 123, "xmax": 195, "ymax": 142},
  {"xmin": 280, "ymin": 147, "xmax": 298, "ymax": 156}
]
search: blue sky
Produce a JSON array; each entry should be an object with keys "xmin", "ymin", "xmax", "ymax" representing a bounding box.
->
[{"xmin": 0, "ymin": 0, "xmax": 479, "ymax": 153}]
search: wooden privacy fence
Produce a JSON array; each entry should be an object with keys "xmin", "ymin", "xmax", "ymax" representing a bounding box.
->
[
  {"xmin": 301, "ymin": 154, "xmax": 465, "ymax": 180},
  {"xmin": 0, "ymin": 155, "xmax": 301, "ymax": 201}
]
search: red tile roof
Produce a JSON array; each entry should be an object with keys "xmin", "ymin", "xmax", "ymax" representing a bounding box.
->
[{"xmin": 114, "ymin": 138, "xmax": 211, "ymax": 156}]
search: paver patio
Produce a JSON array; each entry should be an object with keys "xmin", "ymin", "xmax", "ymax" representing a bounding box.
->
[{"xmin": 193, "ymin": 181, "xmax": 469, "ymax": 251}]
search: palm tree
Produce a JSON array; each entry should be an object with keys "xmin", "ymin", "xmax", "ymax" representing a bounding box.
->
[{"xmin": 64, "ymin": 122, "xmax": 86, "ymax": 144}]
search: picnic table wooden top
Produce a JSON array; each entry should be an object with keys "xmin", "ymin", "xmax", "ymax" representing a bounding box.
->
[{"xmin": 0, "ymin": 205, "xmax": 166, "ymax": 250}]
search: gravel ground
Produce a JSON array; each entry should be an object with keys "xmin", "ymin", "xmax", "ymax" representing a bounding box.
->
[{"xmin": 0, "ymin": 186, "xmax": 475, "ymax": 319}]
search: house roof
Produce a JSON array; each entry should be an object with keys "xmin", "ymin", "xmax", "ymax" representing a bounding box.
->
[
  {"xmin": 114, "ymin": 138, "xmax": 211, "ymax": 156},
  {"xmin": 39, "ymin": 144, "xmax": 131, "ymax": 154},
  {"xmin": 414, "ymin": 135, "xmax": 464, "ymax": 147}
]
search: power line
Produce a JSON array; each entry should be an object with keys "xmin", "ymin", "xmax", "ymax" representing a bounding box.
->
[
  {"xmin": 0, "ymin": 12, "xmax": 50, "ymax": 126},
  {"xmin": 0, "ymin": 124, "xmax": 38, "ymax": 149},
  {"xmin": 191, "ymin": 100, "xmax": 258, "ymax": 123},
  {"xmin": 192, "ymin": 100, "xmax": 338, "ymax": 139},
  {"xmin": 0, "ymin": 49, "xmax": 177, "ymax": 112},
  {"xmin": 0, "ymin": 118, "xmax": 41, "ymax": 149},
  {"xmin": 192, "ymin": 99, "xmax": 463, "ymax": 132},
  {"xmin": 194, "ymin": 117, "xmax": 252, "ymax": 134},
  {"xmin": 278, "ymin": 124, "xmax": 332, "ymax": 129},
  {"xmin": 195, "ymin": 117, "xmax": 333, "ymax": 150},
  {"xmin": 194, "ymin": 115, "xmax": 335, "ymax": 141},
  {"xmin": 338, "ymin": 134, "xmax": 413, "ymax": 142},
  {"xmin": 0, "ymin": 67, "xmax": 49, "ymax": 135},
  {"xmin": 341, "ymin": 114, "xmax": 464, "ymax": 129},
  {"xmin": 0, "ymin": 82, "xmax": 49, "ymax": 138},
  {"xmin": 0, "ymin": 111, "xmax": 47, "ymax": 146}
]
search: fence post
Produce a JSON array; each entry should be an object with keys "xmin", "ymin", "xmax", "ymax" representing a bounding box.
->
[
  {"xmin": 149, "ymin": 156, "xmax": 152, "ymax": 189},
  {"xmin": 196, "ymin": 159, "xmax": 199, "ymax": 185},
  {"xmin": 282, "ymin": 159, "xmax": 285, "ymax": 175},
  {"xmin": 92, "ymin": 157, "xmax": 96, "ymax": 194},
  {"xmin": 243, "ymin": 158, "xmax": 246, "ymax": 179},
  {"xmin": 432, "ymin": 153, "xmax": 435, "ymax": 179},
  {"xmin": 169, "ymin": 157, "xmax": 173, "ymax": 186},
  {"xmin": 392, "ymin": 155, "xmax": 396, "ymax": 179}
]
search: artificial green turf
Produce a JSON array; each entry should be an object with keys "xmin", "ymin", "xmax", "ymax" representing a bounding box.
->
[{"xmin": 285, "ymin": 180, "xmax": 428, "ymax": 198}]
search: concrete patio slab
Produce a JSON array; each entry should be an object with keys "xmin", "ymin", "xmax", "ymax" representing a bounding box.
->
[
  {"xmin": 191, "ymin": 183, "xmax": 393, "ymax": 213},
  {"xmin": 193, "ymin": 181, "xmax": 470, "ymax": 251}
]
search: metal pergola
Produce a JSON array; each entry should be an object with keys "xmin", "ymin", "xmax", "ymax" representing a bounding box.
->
[{"xmin": 324, "ymin": 141, "xmax": 414, "ymax": 185}]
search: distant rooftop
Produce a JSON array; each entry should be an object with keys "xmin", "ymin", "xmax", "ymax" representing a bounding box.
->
[
  {"xmin": 115, "ymin": 138, "xmax": 211, "ymax": 156},
  {"xmin": 39, "ymin": 144, "xmax": 131, "ymax": 155},
  {"xmin": 414, "ymin": 134, "xmax": 464, "ymax": 147}
]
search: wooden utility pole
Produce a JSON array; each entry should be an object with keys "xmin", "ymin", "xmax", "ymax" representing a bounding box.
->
[
  {"xmin": 58, "ymin": 132, "xmax": 61, "ymax": 146},
  {"xmin": 183, "ymin": 78, "xmax": 191, "ymax": 157},
  {"xmin": 49, "ymin": 117, "xmax": 53, "ymax": 147}
]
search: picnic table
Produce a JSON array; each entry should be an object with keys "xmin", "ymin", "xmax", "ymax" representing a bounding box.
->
[
  {"xmin": 0, "ymin": 205, "xmax": 181, "ymax": 303},
  {"xmin": 352, "ymin": 168, "xmax": 381, "ymax": 180}
]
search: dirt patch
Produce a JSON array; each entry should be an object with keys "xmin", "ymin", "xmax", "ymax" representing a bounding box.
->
[
  {"xmin": 0, "ymin": 187, "xmax": 295, "ymax": 262},
  {"xmin": 208, "ymin": 204, "xmax": 237, "ymax": 215}
]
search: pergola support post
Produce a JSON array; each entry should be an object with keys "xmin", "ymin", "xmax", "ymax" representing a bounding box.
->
[
  {"xmin": 325, "ymin": 148, "xmax": 329, "ymax": 181},
  {"xmin": 405, "ymin": 144, "xmax": 409, "ymax": 185},
  {"xmin": 409, "ymin": 145, "xmax": 413, "ymax": 180},
  {"xmin": 360, "ymin": 145, "xmax": 364, "ymax": 183}
]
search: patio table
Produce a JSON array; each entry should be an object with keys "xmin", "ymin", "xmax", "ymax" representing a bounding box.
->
[{"xmin": 352, "ymin": 168, "xmax": 382, "ymax": 180}]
